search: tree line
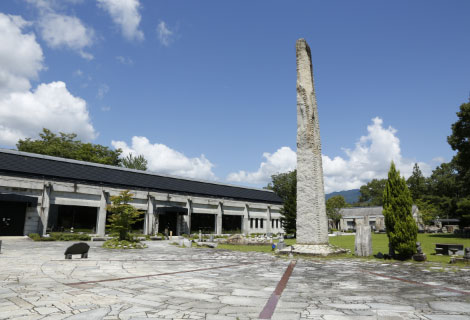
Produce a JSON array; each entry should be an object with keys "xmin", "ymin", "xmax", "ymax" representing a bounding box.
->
[{"xmin": 16, "ymin": 128, "xmax": 148, "ymax": 171}]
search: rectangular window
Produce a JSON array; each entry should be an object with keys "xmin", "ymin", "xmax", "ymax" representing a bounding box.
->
[
  {"xmin": 250, "ymin": 218, "xmax": 253, "ymax": 228},
  {"xmin": 272, "ymin": 219, "xmax": 274, "ymax": 228},
  {"xmin": 255, "ymin": 218, "xmax": 258, "ymax": 228},
  {"xmin": 276, "ymin": 219, "xmax": 279, "ymax": 228},
  {"xmin": 260, "ymin": 219, "xmax": 264, "ymax": 229}
]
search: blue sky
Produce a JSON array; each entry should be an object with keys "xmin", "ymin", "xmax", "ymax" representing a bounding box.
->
[{"xmin": 0, "ymin": 0, "xmax": 469, "ymax": 192}]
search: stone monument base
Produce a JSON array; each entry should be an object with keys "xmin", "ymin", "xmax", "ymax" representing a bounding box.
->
[{"xmin": 279, "ymin": 244, "xmax": 349, "ymax": 256}]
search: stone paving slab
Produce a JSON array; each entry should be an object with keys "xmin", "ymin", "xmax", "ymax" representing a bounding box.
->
[{"xmin": 0, "ymin": 238, "xmax": 469, "ymax": 319}]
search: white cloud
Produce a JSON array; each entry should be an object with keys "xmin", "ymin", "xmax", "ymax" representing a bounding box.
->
[
  {"xmin": 156, "ymin": 21, "xmax": 174, "ymax": 46},
  {"xmin": 26, "ymin": 0, "xmax": 95, "ymax": 59},
  {"xmin": 97, "ymin": 83, "xmax": 109, "ymax": 99},
  {"xmin": 0, "ymin": 13, "xmax": 96, "ymax": 146},
  {"xmin": 111, "ymin": 136, "xmax": 217, "ymax": 180},
  {"xmin": 97, "ymin": 0, "xmax": 144, "ymax": 41},
  {"xmin": 0, "ymin": 14, "xmax": 43, "ymax": 96},
  {"xmin": 227, "ymin": 117, "xmax": 431, "ymax": 193},
  {"xmin": 38, "ymin": 12, "xmax": 94, "ymax": 59},
  {"xmin": 322, "ymin": 117, "xmax": 431, "ymax": 193},
  {"xmin": 116, "ymin": 55, "xmax": 133, "ymax": 65},
  {"xmin": 227, "ymin": 147, "xmax": 296, "ymax": 185},
  {"xmin": 74, "ymin": 69, "xmax": 83, "ymax": 76},
  {"xmin": 0, "ymin": 81, "xmax": 96, "ymax": 145},
  {"xmin": 101, "ymin": 105, "xmax": 111, "ymax": 112}
]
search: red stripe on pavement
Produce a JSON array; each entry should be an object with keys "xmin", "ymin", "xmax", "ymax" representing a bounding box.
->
[{"xmin": 259, "ymin": 260, "xmax": 297, "ymax": 319}]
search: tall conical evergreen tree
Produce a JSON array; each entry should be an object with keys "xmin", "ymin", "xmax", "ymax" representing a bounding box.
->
[{"xmin": 383, "ymin": 162, "xmax": 418, "ymax": 260}]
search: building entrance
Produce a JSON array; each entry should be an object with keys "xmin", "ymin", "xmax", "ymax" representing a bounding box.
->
[
  {"xmin": 191, "ymin": 213, "xmax": 216, "ymax": 233},
  {"xmin": 0, "ymin": 202, "xmax": 26, "ymax": 236},
  {"xmin": 157, "ymin": 206, "xmax": 188, "ymax": 236},
  {"xmin": 222, "ymin": 215, "xmax": 242, "ymax": 233},
  {"xmin": 48, "ymin": 205, "xmax": 97, "ymax": 233},
  {"xmin": 158, "ymin": 212, "xmax": 178, "ymax": 236}
]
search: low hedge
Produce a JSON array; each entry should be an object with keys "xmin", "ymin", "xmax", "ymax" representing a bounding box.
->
[
  {"xmin": 102, "ymin": 238, "xmax": 147, "ymax": 249},
  {"xmin": 28, "ymin": 233, "xmax": 91, "ymax": 241}
]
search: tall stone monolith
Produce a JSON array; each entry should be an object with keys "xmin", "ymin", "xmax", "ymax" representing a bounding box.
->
[{"xmin": 295, "ymin": 39, "xmax": 329, "ymax": 245}]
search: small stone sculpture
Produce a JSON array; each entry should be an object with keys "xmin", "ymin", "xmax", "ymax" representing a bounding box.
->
[
  {"xmin": 412, "ymin": 242, "xmax": 427, "ymax": 262},
  {"xmin": 464, "ymin": 247, "xmax": 470, "ymax": 260},
  {"xmin": 277, "ymin": 237, "xmax": 286, "ymax": 250}
]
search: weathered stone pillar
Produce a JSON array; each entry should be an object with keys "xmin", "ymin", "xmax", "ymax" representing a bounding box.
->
[
  {"xmin": 355, "ymin": 218, "xmax": 372, "ymax": 257},
  {"xmin": 40, "ymin": 183, "xmax": 52, "ymax": 235},
  {"xmin": 243, "ymin": 204, "xmax": 250, "ymax": 235},
  {"xmin": 295, "ymin": 38, "xmax": 329, "ymax": 245},
  {"xmin": 185, "ymin": 198, "xmax": 192, "ymax": 234},
  {"xmin": 216, "ymin": 202, "xmax": 223, "ymax": 235},
  {"xmin": 96, "ymin": 190, "xmax": 109, "ymax": 236}
]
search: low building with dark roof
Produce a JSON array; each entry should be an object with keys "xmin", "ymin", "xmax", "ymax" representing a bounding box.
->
[
  {"xmin": 0, "ymin": 149, "xmax": 283, "ymax": 236},
  {"xmin": 338, "ymin": 205, "xmax": 420, "ymax": 231}
]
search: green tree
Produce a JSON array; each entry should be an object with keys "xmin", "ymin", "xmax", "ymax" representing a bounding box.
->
[
  {"xmin": 426, "ymin": 162, "xmax": 460, "ymax": 199},
  {"xmin": 17, "ymin": 128, "xmax": 122, "ymax": 166},
  {"xmin": 415, "ymin": 199, "xmax": 439, "ymax": 226},
  {"xmin": 456, "ymin": 198, "xmax": 470, "ymax": 227},
  {"xmin": 267, "ymin": 170, "xmax": 296, "ymax": 235},
  {"xmin": 447, "ymin": 102, "xmax": 470, "ymax": 193},
  {"xmin": 326, "ymin": 195, "xmax": 347, "ymax": 229},
  {"xmin": 359, "ymin": 178, "xmax": 387, "ymax": 206},
  {"xmin": 106, "ymin": 190, "xmax": 142, "ymax": 241},
  {"xmin": 121, "ymin": 154, "xmax": 148, "ymax": 171},
  {"xmin": 383, "ymin": 162, "xmax": 417, "ymax": 260},
  {"xmin": 407, "ymin": 163, "xmax": 426, "ymax": 201}
]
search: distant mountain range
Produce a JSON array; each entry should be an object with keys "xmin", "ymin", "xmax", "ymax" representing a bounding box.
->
[{"xmin": 325, "ymin": 189, "xmax": 360, "ymax": 204}]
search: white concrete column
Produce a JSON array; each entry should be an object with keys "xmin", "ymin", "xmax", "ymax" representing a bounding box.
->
[
  {"xmin": 176, "ymin": 214, "xmax": 182, "ymax": 236},
  {"xmin": 96, "ymin": 190, "xmax": 109, "ymax": 236},
  {"xmin": 40, "ymin": 183, "xmax": 52, "ymax": 235},
  {"xmin": 145, "ymin": 196, "xmax": 155, "ymax": 235},
  {"xmin": 185, "ymin": 198, "xmax": 192, "ymax": 234},
  {"xmin": 243, "ymin": 204, "xmax": 250, "ymax": 235},
  {"xmin": 266, "ymin": 206, "xmax": 272, "ymax": 234},
  {"xmin": 155, "ymin": 207, "xmax": 160, "ymax": 235},
  {"xmin": 216, "ymin": 202, "xmax": 223, "ymax": 235}
]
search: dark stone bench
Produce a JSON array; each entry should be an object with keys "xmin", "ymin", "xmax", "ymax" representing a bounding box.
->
[
  {"xmin": 435, "ymin": 243, "xmax": 464, "ymax": 255},
  {"xmin": 64, "ymin": 242, "xmax": 90, "ymax": 259}
]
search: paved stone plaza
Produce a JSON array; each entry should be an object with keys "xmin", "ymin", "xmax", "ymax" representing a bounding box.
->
[{"xmin": 0, "ymin": 238, "xmax": 469, "ymax": 320}]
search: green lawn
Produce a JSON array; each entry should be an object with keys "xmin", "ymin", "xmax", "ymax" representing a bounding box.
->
[{"xmin": 215, "ymin": 233, "xmax": 470, "ymax": 263}]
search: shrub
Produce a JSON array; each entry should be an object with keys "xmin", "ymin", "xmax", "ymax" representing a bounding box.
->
[
  {"xmin": 28, "ymin": 233, "xmax": 41, "ymax": 241},
  {"xmin": 103, "ymin": 238, "xmax": 147, "ymax": 249},
  {"xmin": 383, "ymin": 162, "xmax": 418, "ymax": 260},
  {"xmin": 29, "ymin": 233, "xmax": 91, "ymax": 241},
  {"xmin": 50, "ymin": 233, "xmax": 91, "ymax": 241},
  {"xmin": 39, "ymin": 236, "xmax": 56, "ymax": 241},
  {"xmin": 107, "ymin": 190, "xmax": 143, "ymax": 241}
]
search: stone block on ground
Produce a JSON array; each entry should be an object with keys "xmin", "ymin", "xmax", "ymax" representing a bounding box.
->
[
  {"xmin": 225, "ymin": 234, "xmax": 247, "ymax": 245},
  {"xmin": 355, "ymin": 225, "xmax": 372, "ymax": 257}
]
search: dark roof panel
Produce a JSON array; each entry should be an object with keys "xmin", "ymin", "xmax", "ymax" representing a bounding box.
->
[{"xmin": 0, "ymin": 150, "xmax": 282, "ymax": 204}]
